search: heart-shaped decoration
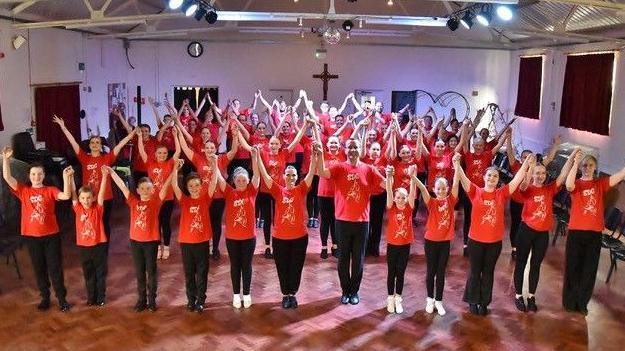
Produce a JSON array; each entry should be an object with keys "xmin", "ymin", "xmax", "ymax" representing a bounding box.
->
[{"xmin": 414, "ymin": 90, "xmax": 471, "ymax": 122}]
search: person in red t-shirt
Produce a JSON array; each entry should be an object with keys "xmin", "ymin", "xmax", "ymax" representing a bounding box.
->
[
  {"xmin": 455, "ymin": 150, "xmax": 531, "ymax": 316},
  {"xmin": 70, "ymin": 166, "xmax": 109, "ymax": 307},
  {"xmin": 53, "ymin": 115, "xmax": 135, "ymax": 241},
  {"xmin": 384, "ymin": 164, "xmax": 417, "ymax": 315},
  {"xmin": 257, "ymin": 143, "xmax": 318, "ymax": 309},
  {"xmin": 317, "ymin": 136, "xmax": 345, "ymax": 259},
  {"xmin": 172, "ymin": 158, "xmax": 217, "ymax": 313},
  {"xmin": 106, "ymin": 163, "xmax": 174, "ymax": 312},
  {"xmin": 3, "ymin": 147, "xmax": 73, "ymax": 312},
  {"xmin": 563, "ymin": 151, "xmax": 625, "ymax": 315},
  {"xmin": 319, "ymin": 138, "xmax": 385, "ymax": 305},
  {"xmin": 512, "ymin": 148, "xmax": 576, "ymax": 313},
  {"xmin": 216, "ymin": 147, "xmax": 261, "ymax": 309}
]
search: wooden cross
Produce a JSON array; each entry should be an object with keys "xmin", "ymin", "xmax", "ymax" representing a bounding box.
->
[{"xmin": 313, "ymin": 63, "xmax": 339, "ymax": 101}]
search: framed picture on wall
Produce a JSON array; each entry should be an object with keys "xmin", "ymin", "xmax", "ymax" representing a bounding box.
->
[{"xmin": 355, "ymin": 89, "xmax": 384, "ymax": 113}]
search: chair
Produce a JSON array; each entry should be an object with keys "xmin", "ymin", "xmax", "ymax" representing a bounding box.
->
[
  {"xmin": 606, "ymin": 221, "xmax": 625, "ymax": 284},
  {"xmin": 552, "ymin": 190, "xmax": 571, "ymax": 246},
  {"xmin": 602, "ymin": 207, "xmax": 623, "ymax": 249},
  {"xmin": 0, "ymin": 212, "xmax": 22, "ymax": 280}
]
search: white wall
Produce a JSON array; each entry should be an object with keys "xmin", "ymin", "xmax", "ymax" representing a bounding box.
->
[{"xmin": 507, "ymin": 43, "xmax": 625, "ymax": 174}]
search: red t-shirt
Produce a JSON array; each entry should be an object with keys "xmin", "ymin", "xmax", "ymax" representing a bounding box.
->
[
  {"xmin": 386, "ymin": 204, "xmax": 414, "ymax": 245},
  {"xmin": 427, "ymin": 153, "xmax": 452, "ymax": 191},
  {"xmin": 299, "ymin": 136, "xmax": 314, "ymax": 175},
  {"xmin": 145, "ymin": 158, "xmax": 175, "ymax": 201},
  {"xmin": 468, "ymin": 184, "xmax": 510, "ymax": 243},
  {"xmin": 159, "ymin": 126, "xmax": 176, "ymax": 151},
  {"xmin": 278, "ymin": 131, "xmax": 298, "ymax": 163},
  {"xmin": 317, "ymin": 151, "xmax": 346, "ymax": 197},
  {"xmin": 127, "ymin": 195, "xmax": 162, "ymax": 242},
  {"xmin": 224, "ymin": 184, "xmax": 258, "ymax": 240},
  {"xmin": 392, "ymin": 159, "xmax": 417, "ymax": 191},
  {"xmin": 207, "ymin": 123, "xmax": 221, "ymax": 145},
  {"xmin": 362, "ymin": 155, "xmax": 388, "ymax": 195},
  {"xmin": 519, "ymin": 183, "xmax": 559, "ymax": 232},
  {"xmin": 329, "ymin": 162, "xmax": 384, "ymax": 222},
  {"xmin": 190, "ymin": 132, "xmax": 207, "ymax": 153},
  {"xmin": 230, "ymin": 123, "xmax": 254, "ymax": 160},
  {"xmin": 269, "ymin": 182, "xmax": 310, "ymax": 239},
  {"xmin": 568, "ymin": 177, "xmax": 610, "ymax": 232},
  {"xmin": 424, "ymin": 195, "xmax": 458, "ymax": 241},
  {"xmin": 73, "ymin": 203, "xmax": 107, "ymax": 246},
  {"xmin": 131, "ymin": 135, "xmax": 158, "ymax": 172},
  {"xmin": 260, "ymin": 149, "xmax": 290, "ymax": 193},
  {"xmin": 249, "ymin": 134, "xmax": 269, "ymax": 151},
  {"xmin": 178, "ymin": 193, "xmax": 212, "ymax": 244},
  {"xmin": 463, "ymin": 151, "xmax": 493, "ymax": 188},
  {"xmin": 11, "ymin": 183, "xmax": 60, "ymax": 237},
  {"xmin": 77, "ymin": 150, "xmax": 116, "ymax": 200},
  {"xmin": 191, "ymin": 153, "xmax": 229, "ymax": 199}
]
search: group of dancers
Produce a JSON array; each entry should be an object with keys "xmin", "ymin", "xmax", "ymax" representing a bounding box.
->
[{"xmin": 3, "ymin": 89, "xmax": 625, "ymax": 317}]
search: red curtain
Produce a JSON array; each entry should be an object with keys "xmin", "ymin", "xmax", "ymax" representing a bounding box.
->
[
  {"xmin": 34, "ymin": 85, "xmax": 81, "ymax": 154},
  {"xmin": 514, "ymin": 56, "xmax": 542, "ymax": 119},
  {"xmin": 560, "ymin": 53, "xmax": 614, "ymax": 135}
]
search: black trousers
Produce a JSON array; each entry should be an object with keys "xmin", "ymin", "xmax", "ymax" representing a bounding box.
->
[
  {"xmin": 25, "ymin": 234, "xmax": 67, "ymax": 302},
  {"xmin": 272, "ymin": 236, "xmax": 308, "ymax": 295},
  {"xmin": 513, "ymin": 223, "xmax": 549, "ymax": 295},
  {"xmin": 463, "ymin": 239, "xmax": 502, "ymax": 306},
  {"xmin": 226, "ymin": 238, "xmax": 256, "ymax": 295},
  {"xmin": 130, "ymin": 240, "xmax": 158, "ymax": 302},
  {"xmin": 319, "ymin": 196, "xmax": 337, "ymax": 247},
  {"xmin": 336, "ymin": 220, "xmax": 369, "ymax": 295},
  {"xmin": 103, "ymin": 200, "xmax": 113, "ymax": 240},
  {"xmin": 257, "ymin": 192, "xmax": 274, "ymax": 246},
  {"xmin": 79, "ymin": 243, "xmax": 108, "ymax": 303},
  {"xmin": 509, "ymin": 199, "xmax": 524, "ymax": 249},
  {"xmin": 367, "ymin": 192, "xmax": 387, "ymax": 256},
  {"xmin": 563, "ymin": 230, "xmax": 602, "ymax": 311},
  {"xmin": 459, "ymin": 187, "xmax": 473, "ymax": 245},
  {"xmin": 181, "ymin": 241, "xmax": 210, "ymax": 304},
  {"xmin": 209, "ymin": 198, "xmax": 225, "ymax": 253},
  {"xmin": 386, "ymin": 244, "xmax": 410, "ymax": 295},
  {"xmin": 159, "ymin": 200, "xmax": 174, "ymax": 246},
  {"xmin": 306, "ymin": 175, "xmax": 320, "ymax": 219},
  {"xmin": 425, "ymin": 239, "xmax": 451, "ymax": 300}
]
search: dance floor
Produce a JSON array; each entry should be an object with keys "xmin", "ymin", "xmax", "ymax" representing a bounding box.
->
[{"xmin": 1, "ymin": 200, "xmax": 625, "ymax": 351}]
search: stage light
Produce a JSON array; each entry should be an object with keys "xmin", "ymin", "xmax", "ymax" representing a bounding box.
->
[
  {"xmin": 181, "ymin": 0, "xmax": 197, "ymax": 17},
  {"xmin": 205, "ymin": 10, "xmax": 218, "ymax": 24},
  {"xmin": 168, "ymin": 0, "xmax": 183, "ymax": 9},
  {"xmin": 387, "ymin": 0, "xmax": 393, "ymax": 5},
  {"xmin": 460, "ymin": 12, "xmax": 473, "ymax": 29},
  {"xmin": 359, "ymin": 18, "xmax": 363, "ymax": 28},
  {"xmin": 194, "ymin": 6, "xmax": 207, "ymax": 21},
  {"xmin": 342, "ymin": 20, "xmax": 353, "ymax": 31},
  {"xmin": 476, "ymin": 7, "xmax": 492, "ymax": 26},
  {"xmin": 496, "ymin": 5, "xmax": 513, "ymax": 21},
  {"xmin": 446, "ymin": 17, "xmax": 459, "ymax": 31}
]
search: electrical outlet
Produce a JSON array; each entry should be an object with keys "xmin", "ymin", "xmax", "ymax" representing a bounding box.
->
[{"xmin": 472, "ymin": 90, "xmax": 478, "ymax": 96}]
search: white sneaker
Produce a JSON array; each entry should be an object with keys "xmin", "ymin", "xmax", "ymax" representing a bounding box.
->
[
  {"xmin": 243, "ymin": 294, "xmax": 252, "ymax": 308},
  {"xmin": 232, "ymin": 294, "xmax": 242, "ymax": 308},
  {"xmin": 157, "ymin": 245, "xmax": 163, "ymax": 260},
  {"xmin": 394, "ymin": 295, "xmax": 404, "ymax": 314},
  {"xmin": 434, "ymin": 300, "xmax": 446, "ymax": 316},
  {"xmin": 387, "ymin": 296, "xmax": 395, "ymax": 313},
  {"xmin": 162, "ymin": 246, "xmax": 170, "ymax": 260},
  {"xmin": 425, "ymin": 297, "xmax": 435, "ymax": 314}
]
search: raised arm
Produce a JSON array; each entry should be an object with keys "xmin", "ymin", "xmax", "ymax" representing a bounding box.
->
[
  {"xmin": 52, "ymin": 115, "xmax": 81, "ymax": 155},
  {"xmin": 317, "ymin": 149, "xmax": 331, "ymax": 178},
  {"xmin": 171, "ymin": 158, "xmax": 184, "ymax": 200},
  {"xmin": 508, "ymin": 154, "xmax": 533, "ymax": 194},
  {"xmin": 337, "ymin": 93, "xmax": 353, "ymax": 115},
  {"xmin": 303, "ymin": 146, "xmax": 319, "ymax": 187},
  {"xmin": 105, "ymin": 165, "xmax": 130, "ymax": 199},
  {"xmin": 407, "ymin": 165, "xmax": 419, "ymax": 208},
  {"xmin": 286, "ymin": 120, "xmax": 309, "ymax": 153},
  {"xmin": 256, "ymin": 149, "xmax": 273, "ymax": 190},
  {"xmin": 1, "ymin": 147, "xmax": 17, "ymax": 190},
  {"xmin": 566, "ymin": 151, "xmax": 582, "ymax": 191},
  {"xmin": 454, "ymin": 152, "xmax": 471, "ymax": 192},
  {"xmin": 112, "ymin": 108, "xmax": 132, "ymax": 134},
  {"xmin": 543, "ymin": 135, "xmax": 561, "ymax": 166},
  {"xmin": 148, "ymin": 97, "xmax": 163, "ymax": 127},
  {"xmin": 609, "ymin": 161, "xmax": 625, "ymax": 187},
  {"xmin": 490, "ymin": 127, "xmax": 510, "ymax": 155},
  {"xmin": 250, "ymin": 147, "xmax": 261, "ymax": 189},
  {"xmin": 451, "ymin": 153, "xmax": 461, "ymax": 198},
  {"xmin": 257, "ymin": 90, "xmax": 273, "ymax": 112},
  {"xmin": 176, "ymin": 125, "xmax": 196, "ymax": 160},
  {"xmin": 112, "ymin": 128, "xmax": 137, "ymax": 156},
  {"xmin": 456, "ymin": 120, "xmax": 470, "ymax": 154},
  {"xmin": 385, "ymin": 166, "xmax": 395, "ymax": 208},
  {"xmin": 97, "ymin": 166, "xmax": 108, "ymax": 206},
  {"xmin": 555, "ymin": 148, "xmax": 579, "ymax": 187},
  {"xmin": 57, "ymin": 166, "xmax": 73, "ymax": 201},
  {"xmin": 137, "ymin": 131, "xmax": 148, "ymax": 163},
  {"xmin": 506, "ymin": 131, "xmax": 517, "ymax": 168}
]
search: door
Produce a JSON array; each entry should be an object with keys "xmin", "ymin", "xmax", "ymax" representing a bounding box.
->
[{"xmin": 34, "ymin": 84, "xmax": 81, "ymax": 154}]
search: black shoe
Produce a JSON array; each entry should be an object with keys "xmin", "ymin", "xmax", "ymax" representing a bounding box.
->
[
  {"xmin": 187, "ymin": 301, "xmax": 196, "ymax": 312},
  {"xmin": 289, "ymin": 295, "xmax": 298, "ymax": 309},
  {"xmin": 212, "ymin": 249, "xmax": 221, "ymax": 261},
  {"xmin": 320, "ymin": 248, "xmax": 328, "ymax": 259},
  {"xmin": 463, "ymin": 246, "xmax": 468, "ymax": 257},
  {"xmin": 147, "ymin": 302, "xmax": 158, "ymax": 312},
  {"xmin": 349, "ymin": 294, "xmax": 360, "ymax": 305},
  {"xmin": 526, "ymin": 297, "xmax": 537, "ymax": 312},
  {"xmin": 86, "ymin": 299, "xmax": 96, "ymax": 306},
  {"xmin": 514, "ymin": 297, "xmax": 527, "ymax": 312},
  {"xmin": 37, "ymin": 299, "xmax": 50, "ymax": 311},
  {"xmin": 313, "ymin": 218, "xmax": 320, "ymax": 228},
  {"xmin": 59, "ymin": 301, "xmax": 72, "ymax": 313},
  {"xmin": 96, "ymin": 299, "xmax": 106, "ymax": 307},
  {"xmin": 469, "ymin": 304, "xmax": 479, "ymax": 315},
  {"xmin": 511, "ymin": 250, "xmax": 517, "ymax": 260},
  {"xmin": 478, "ymin": 304, "xmax": 488, "ymax": 316},
  {"xmin": 195, "ymin": 302, "xmax": 205, "ymax": 313},
  {"xmin": 281, "ymin": 296, "xmax": 291, "ymax": 309},
  {"xmin": 264, "ymin": 247, "xmax": 273, "ymax": 259},
  {"xmin": 340, "ymin": 294, "xmax": 350, "ymax": 305},
  {"xmin": 134, "ymin": 300, "xmax": 147, "ymax": 312}
]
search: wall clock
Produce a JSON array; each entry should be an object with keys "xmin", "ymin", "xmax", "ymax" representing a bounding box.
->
[{"xmin": 187, "ymin": 41, "xmax": 203, "ymax": 58}]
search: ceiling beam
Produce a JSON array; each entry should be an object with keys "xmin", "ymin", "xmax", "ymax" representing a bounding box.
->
[
  {"xmin": 11, "ymin": 0, "xmax": 44, "ymax": 14},
  {"xmin": 544, "ymin": 0, "xmax": 625, "ymax": 11},
  {"xmin": 503, "ymin": 26, "xmax": 625, "ymax": 43}
]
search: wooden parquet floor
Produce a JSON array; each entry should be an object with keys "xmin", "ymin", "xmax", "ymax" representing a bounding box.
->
[{"xmin": 1, "ymin": 200, "xmax": 625, "ymax": 351}]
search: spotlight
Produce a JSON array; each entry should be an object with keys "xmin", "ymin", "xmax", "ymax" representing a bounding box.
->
[
  {"xmin": 476, "ymin": 7, "xmax": 492, "ymax": 26},
  {"xmin": 342, "ymin": 20, "xmax": 353, "ymax": 31},
  {"xmin": 194, "ymin": 6, "xmax": 207, "ymax": 21},
  {"xmin": 387, "ymin": 0, "xmax": 393, "ymax": 5},
  {"xmin": 446, "ymin": 17, "xmax": 459, "ymax": 31},
  {"xmin": 358, "ymin": 18, "xmax": 363, "ymax": 28},
  {"xmin": 168, "ymin": 0, "xmax": 183, "ymax": 9},
  {"xmin": 181, "ymin": 0, "xmax": 197, "ymax": 17},
  {"xmin": 460, "ymin": 11, "xmax": 473, "ymax": 29},
  {"xmin": 205, "ymin": 10, "xmax": 218, "ymax": 24},
  {"xmin": 496, "ymin": 5, "xmax": 513, "ymax": 21}
]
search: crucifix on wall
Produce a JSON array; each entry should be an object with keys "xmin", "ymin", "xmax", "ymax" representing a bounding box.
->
[{"xmin": 313, "ymin": 63, "xmax": 339, "ymax": 101}]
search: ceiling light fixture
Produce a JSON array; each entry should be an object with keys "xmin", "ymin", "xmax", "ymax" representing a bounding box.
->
[
  {"xmin": 387, "ymin": 0, "xmax": 394, "ymax": 6},
  {"xmin": 359, "ymin": 18, "xmax": 363, "ymax": 28},
  {"xmin": 496, "ymin": 5, "xmax": 513, "ymax": 21},
  {"xmin": 182, "ymin": 1, "xmax": 197, "ymax": 17},
  {"xmin": 342, "ymin": 20, "xmax": 353, "ymax": 31},
  {"xmin": 168, "ymin": 0, "xmax": 183, "ymax": 9},
  {"xmin": 446, "ymin": 17, "xmax": 459, "ymax": 31},
  {"xmin": 476, "ymin": 6, "xmax": 492, "ymax": 26},
  {"xmin": 298, "ymin": 17, "xmax": 303, "ymax": 26},
  {"xmin": 205, "ymin": 10, "xmax": 218, "ymax": 24},
  {"xmin": 460, "ymin": 11, "xmax": 473, "ymax": 29},
  {"xmin": 194, "ymin": 6, "xmax": 207, "ymax": 21}
]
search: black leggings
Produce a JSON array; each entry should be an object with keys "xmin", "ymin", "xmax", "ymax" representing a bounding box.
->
[
  {"xmin": 509, "ymin": 199, "xmax": 524, "ymax": 249},
  {"xmin": 159, "ymin": 200, "xmax": 174, "ymax": 246},
  {"xmin": 181, "ymin": 241, "xmax": 210, "ymax": 304},
  {"xmin": 513, "ymin": 222, "xmax": 548, "ymax": 295},
  {"xmin": 272, "ymin": 236, "xmax": 308, "ymax": 295},
  {"xmin": 463, "ymin": 239, "xmax": 502, "ymax": 306},
  {"xmin": 306, "ymin": 175, "xmax": 320, "ymax": 219},
  {"xmin": 257, "ymin": 192, "xmax": 274, "ymax": 246},
  {"xmin": 460, "ymin": 187, "xmax": 473, "ymax": 245},
  {"xmin": 563, "ymin": 230, "xmax": 601, "ymax": 311},
  {"xmin": 209, "ymin": 198, "xmax": 225, "ymax": 253},
  {"xmin": 79, "ymin": 243, "xmax": 108, "ymax": 303},
  {"xmin": 102, "ymin": 200, "xmax": 113, "ymax": 240},
  {"xmin": 367, "ymin": 192, "xmax": 386, "ymax": 255},
  {"xmin": 226, "ymin": 238, "xmax": 256, "ymax": 295},
  {"xmin": 425, "ymin": 239, "xmax": 450, "ymax": 300},
  {"xmin": 387, "ymin": 244, "xmax": 410, "ymax": 295},
  {"xmin": 25, "ymin": 234, "xmax": 67, "ymax": 302},
  {"xmin": 319, "ymin": 196, "xmax": 336, "ymax": 247},
  {"xmin": 130, "ymin": 240, "xmax": 158, "ymax": 302},
  {"xmin": 336, "ymin": 220, "xmax": 369, "ymax": 295}
]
